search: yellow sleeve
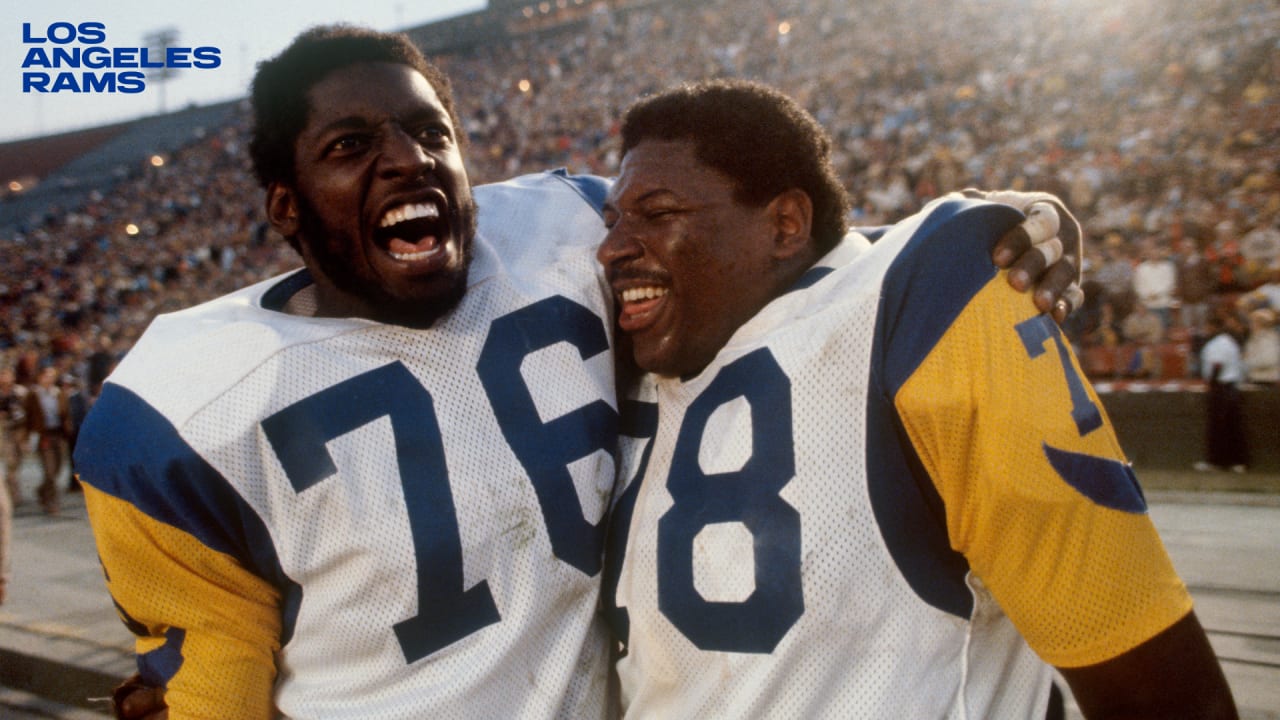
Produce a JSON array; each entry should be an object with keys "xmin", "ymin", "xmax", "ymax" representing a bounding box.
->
[
  {"xmin": 83, "ymin": 482, "xmax": 281, "ymax": 718},
  {"xmin": 895, "ymin": 273, "xmax": 1192, "ymax": 668}
]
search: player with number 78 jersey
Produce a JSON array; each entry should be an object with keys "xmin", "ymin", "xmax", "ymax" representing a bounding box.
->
[{"xmin": 603, "ymin": 196, "xmax": 1193, "ymax": 718}]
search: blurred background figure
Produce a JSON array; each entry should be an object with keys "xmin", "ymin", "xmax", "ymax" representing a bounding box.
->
[
  {"xmin": 1176, "ymin": 236, "xmax": 1217, "ymax": 374},
  {"xmin": 1243, "ymin": 308, "xmax": 1279, "ymax": 386},
  {"xmin": 24, "ymin": 366, "xmax": 68, "ymax": 515},
  {"xmin": 0, "ymin": 366, "xmax": 15, "ymax": 605},
  {"xmin": 61, "ymin": 373, "xmax": 92, "ymax": 494},
  {"xmin": 1133, "ymin": 235, "xmax": 1177, "ymax": 331},
  {"xmin": 1094, "ymin": 233, "xmax": 1137, "ymax": 321},
  {"xmin": 1122, "ymin": 302, "xmax": 1165, "ymax": 379},
  {"xmin": 1195, "ymin": 312, "xmax": 1250, "ymax": 473},
  {"xmin": 0, "ymin": 366, "xmax": 27, "ymax": 507}
]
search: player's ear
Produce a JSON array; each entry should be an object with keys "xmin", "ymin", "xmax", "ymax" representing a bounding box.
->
[
  {"xmin": 266, "ymin": 182, "xmax": 300, "ymax": 239},
  {"xmin": 769, "ymin": 189, "xmax": 813, "ymax": 261}
]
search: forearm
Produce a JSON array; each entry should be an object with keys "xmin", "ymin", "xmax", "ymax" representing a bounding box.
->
[
  {"xmin": 1058, "ymin": 611, "xmax": 1237, "ymax": 720},
  {"xmin": 83, "ymin": 482, "xmax": 281, "ymax": 718}
]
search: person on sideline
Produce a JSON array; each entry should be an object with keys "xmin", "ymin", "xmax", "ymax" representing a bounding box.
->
[{"xmin": 1195, "ymin": 312, "xmax": 1251, "ymax": 473}]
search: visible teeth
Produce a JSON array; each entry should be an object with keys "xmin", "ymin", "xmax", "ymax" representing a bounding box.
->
[
  {"xmin": 380, "ymin": 202, "xmax": 440, "ymax": 228},
  {"xmin": 621, "ymin": 287, "xmax": 668, "ymax": 303},
  {"xmin": 390, "ymin": 248, "xmax": 440, "ymax": 261}
]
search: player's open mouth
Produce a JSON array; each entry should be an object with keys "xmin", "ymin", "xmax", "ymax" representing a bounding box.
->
[
  {"xmin": 616, "ymin": 285, "xmax": 669, "ymax": 333},
  {"xmin": 375, "ymin": 200, "xmax": 449, "ymax": 262}
]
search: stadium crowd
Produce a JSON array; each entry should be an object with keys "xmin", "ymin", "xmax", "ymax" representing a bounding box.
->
[{"xmin": 0, "ymin": 0, "xmax": 1278, "ymax": 513}]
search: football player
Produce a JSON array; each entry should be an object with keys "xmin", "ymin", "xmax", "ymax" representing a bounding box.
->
[
  {"xmin": 95, "ymin": 28, "xmax": 1084, "ymax": 720},
  {"xmin": 79, "ymin": 26, "xmax": 620, "ymax": 718},
  {"xmin": 598, "ymin": 80, "xmax": 1236, "ymax": 719}
]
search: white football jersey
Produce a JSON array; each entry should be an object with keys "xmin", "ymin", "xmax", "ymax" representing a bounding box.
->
[
  {"xmin": 604, "ymin": 198, "xmax": 1191, "ymax": 719},
  {"xmin": 78, "ymin": 171, "xmax": 622, "ymax": 719}
]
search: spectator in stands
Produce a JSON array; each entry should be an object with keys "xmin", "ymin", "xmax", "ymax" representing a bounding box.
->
[
  {"xmin": 1195, "ymin": 312, "xmax": 1250, "ymax": 473},
  {"xmin": 1239, "ymin": 267, "xmax": 1280, "ymax": 314},
  {"xmin": 1240, "ymin": 224, "xmax": 1280, "ymax": 286},
  {"xmin": 1094, "ymin": 233, "xmax": 1136, "ymax": 320},
  {"xmin": 1093, "ymin": 299, "xmax": 1123, "ymax": 347},
  {"xmin": 13, "ymin": 350, "xmax": 40, "ymax": 388},
  {"xmin": 24, "ymin": 365, "xmax": 68, "ymax": 515},
  {"xmin": 1176, "ymin": 236, "xmax": 1216, "ymax": 338},
  {"xmin": 1121, "ymin": 301, "xmax": 1165, "ymax": 379},
  {"xmin": 1243, "ymin": 308, "xmax": 1279, "ymax": 386},
  {"xmin": 1206, "ymin": 222, "xmax": 1248, "ymax": 294},
  {"xmin": 1133, "ymin": 235, "xmax": 1177, "ymax": 330}
]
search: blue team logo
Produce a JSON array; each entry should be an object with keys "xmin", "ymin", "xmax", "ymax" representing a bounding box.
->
[{"xmin": 1017, "ymin": 315, "xmax": 1147, "ymax": 514}]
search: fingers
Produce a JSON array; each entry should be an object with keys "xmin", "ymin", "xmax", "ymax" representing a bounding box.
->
[
  {"xmin": 998, "ymin": 202, "xmax": 1071, "ymax": 304},
  {"xmin": 1002, "ymin": 235, "xmax": 1063, "ymax": 292},
  {"xmin": 993, "ymin": 202, "xmax": 1062, "ymax": 272},
  {"xmin": 998, "ymin": 193, "xmax": 1080, "ymax": 283},
  {"xmin": 1022, "ymin": 201, "xmax": 1061, "ymax": 246},
  {"xmin": 1033, "ymin": 261, "xmax": 1081, "ymax": 319},
  {"xmin": 1063, "ymin": 283, "xmax": 1085, "ymax": 313},
  {"xmin": 1050, "ymin": 283, "xmax": 1085, "ymax": 324},
  {"xmin": 1052, "ymin": 299, "xmax": 1070, "ymax": 324}
]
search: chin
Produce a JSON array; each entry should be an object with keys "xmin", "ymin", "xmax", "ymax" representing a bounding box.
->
[
  {"xmin": 634, "ymin": 345, "xmax": 684, "ymax": 378},
  {"xmin": 390, "ymin": 266, "xmax": 471, "ymax": 328}
]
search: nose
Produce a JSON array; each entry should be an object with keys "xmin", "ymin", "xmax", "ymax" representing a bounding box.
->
[
  {"xmin": 596, "ymin": 219, "xmax": 643, "ymax": 269},
  {"xmin": 378, "ymin": 125, "xmax": 434, "ymax": 179}
]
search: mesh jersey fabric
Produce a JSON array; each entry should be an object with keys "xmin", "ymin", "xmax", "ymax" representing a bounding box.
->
[
  {"xmin": 604, "ymin": 197, "xmax": 1191, "ymax": 719},
  {"xmin": 76, "ymin": 171, "xmax": 621, "ymax": 719}
]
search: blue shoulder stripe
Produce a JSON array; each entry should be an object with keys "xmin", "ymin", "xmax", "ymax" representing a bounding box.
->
[
  {"xmin": 74, "ymin": 383, "xmax": 303, "ymax": 643},
  {"xmin": 785, "ymin": 266, "xmax": 834, "ymax": 294},
  {"xmin": 548, "ymin": 168, "xmax": 611, "ymax": 216},
  {"xmin": 851, "ymin": 225, "xmax": 892, "ymax": 242},
  {"xmin": 865, "ymin": 200, "xmax": 1024, "ymax": 619},
  {"xmin": 878, "ymin": 200, "xmax": 1023, "ymax": 390}
]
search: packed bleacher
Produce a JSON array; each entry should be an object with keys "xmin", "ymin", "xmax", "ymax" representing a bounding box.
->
[{"xmin": 1, "ymin": 0, "xmax": 1278, "ymax": 393}]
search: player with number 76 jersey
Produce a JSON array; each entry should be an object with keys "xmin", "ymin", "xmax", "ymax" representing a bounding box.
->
[{"xmin": 77, "ymin": 171, "xmax": 621, "ymax": 719}]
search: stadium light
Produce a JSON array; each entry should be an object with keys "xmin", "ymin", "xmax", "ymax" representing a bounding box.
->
[{"xmin": 143, "ymin": 27, "xmax": 180, "ymax": 115}]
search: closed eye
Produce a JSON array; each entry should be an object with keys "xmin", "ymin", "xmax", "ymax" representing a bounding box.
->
[{"xmin": 647, "ymin": 209, "xmax": 675, "ymax": 219}]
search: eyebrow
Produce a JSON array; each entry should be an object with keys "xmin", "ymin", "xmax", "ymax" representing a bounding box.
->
[
  {"xmin": 313, "ymin": 106, "xmax": 449, "ymax": 137},
  {"xmin": 310, "ymin": 115, "xmax": 371, "ymax": 138},
  {"xmin": 607, "ymin": 187, "xmax": 679, "ymax": 207}
]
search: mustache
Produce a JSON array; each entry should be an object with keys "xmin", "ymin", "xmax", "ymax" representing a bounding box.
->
[{"xmin": 605, "ymin": 267, "xmax": 668, "ymax": 285}]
